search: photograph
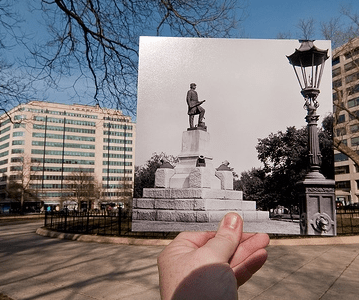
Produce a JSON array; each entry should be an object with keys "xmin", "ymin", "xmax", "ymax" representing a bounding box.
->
[{"xmin": 132, "ymin": 37, "xmax": 335, "ymax": 235}]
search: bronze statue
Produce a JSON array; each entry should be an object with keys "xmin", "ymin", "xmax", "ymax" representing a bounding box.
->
[{"xmin": 186, "ymin": 83, "xmax": 206, "ymax": 129}]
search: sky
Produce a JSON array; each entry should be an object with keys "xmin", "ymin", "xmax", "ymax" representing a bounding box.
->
[
  {"xmin": 135, "ymin": 37, "xmax": 332, "ymax": 174},
  {"xmin": 243, "ymin": 0, "xmax": 358, "ymax": 39}
]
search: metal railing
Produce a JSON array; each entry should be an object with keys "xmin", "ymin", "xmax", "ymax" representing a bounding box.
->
[
  {"xmin": 44, "ymin": 209, "xmax": 178, "ymax": 239},
  {"xmin": 336, "ymin": 207, "xmax": 359, "ymax": 235}
]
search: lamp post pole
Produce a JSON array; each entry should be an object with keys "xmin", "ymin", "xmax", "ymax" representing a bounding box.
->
[{"xmin": 287, "ymin": 40, "xmax": 336, "ymax": 236}]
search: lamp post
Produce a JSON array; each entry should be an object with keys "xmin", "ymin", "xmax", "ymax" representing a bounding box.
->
[{"xmin": 287, "ymin": 40, "xmax": 336, "ymax": 235}]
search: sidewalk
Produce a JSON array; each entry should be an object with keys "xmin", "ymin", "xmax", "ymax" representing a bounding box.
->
[
  {"xmin": 35, "ymin": 227, "xmax": 359, "ymax": 300},
  {"xmin": 1, "ymin": 222, "xmax": 359, "ymax": 299}
]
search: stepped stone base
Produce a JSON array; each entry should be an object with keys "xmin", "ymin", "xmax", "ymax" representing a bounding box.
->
[{"xmin": 132, "ymin": 188, "xmax": 269, "ymax": 232}]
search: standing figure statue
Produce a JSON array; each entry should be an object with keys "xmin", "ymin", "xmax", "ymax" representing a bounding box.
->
[{"xmin": 186, "ymin": 83, "xmax": 206, "ymax": 129}]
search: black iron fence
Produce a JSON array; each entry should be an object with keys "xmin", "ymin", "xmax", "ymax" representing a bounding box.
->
[
  {"xmin": 336, "ymin": 207, "xmax": 359, "ymax": 235},
  {"xmin": 44, "ymin": 208, "xmax": 359, "ymax": 237},
  {"xmin": 44, "ymin": 209, "xmax": 178, "ymax": 239}
]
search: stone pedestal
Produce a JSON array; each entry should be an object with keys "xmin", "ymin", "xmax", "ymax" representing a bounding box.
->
[
  {"xmin": 132, "ymin": 129, "xmax": 269, "ymax": 232},
  {"xmin": 297, "ymin": 174, "xmax": 336, "ymax": 236}
]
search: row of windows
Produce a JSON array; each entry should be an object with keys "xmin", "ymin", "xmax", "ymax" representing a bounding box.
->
[
  {"xmin": 12, "ymin": 140, "xmax": 25, "ymax": 146},
  {"xmin": 38, "ymin": 192, "xmax": 74, "ymax": 198},
  {"xmin": 11, "ymin": 157, "xmax": 23, "ymax": 163},
  {"xmin": 103, "ymin": 161, "xmax": 132, "ymax": 166},
  {"xmin": 22, "ymin": 107, "xmax": 98, "ymax": 119},
  {"xmin": 345, "ymin": 58, "xmax": 359, "ymax": 72},
  {"xmin": 102, "ymin": 191, "xmax": 132, "ymax": 197},
  {"xmin": 0, "ymin": 167, "xmax": 7, "ymax": 173},
  {"xmin": 32, "ymin": 149, "xmax": 95, "ymax": 157},
  {"xmin": 103, "ymin": 153, "xmax": 132, "ymax": 159},
  {"xmin": 0, "ymin": 159, "xmax": 7, "ymax": 166},
  {"xmin": 103, "ymin": 131, "xmax": 133, "ymax": 137},
  {"xmin": 335, "ymin": 165, "xmax": 350, "ymax": 175},
  {"xmin": 0, "ymin": 126, "xmax": 10, "ymax": 135},
  {"xmin": 32, "ymin": 132, "xmax": 95, "ymax": 142},
  {"xmin": 13, "ymin": 131, "xmax": 24, "ymax": 137},
  {"xmin": 31, "ymin": 166, "xmax": 94, "ymax": 173},
  {"xmin": 14, "ymin": 115, "xmax": 27, "ymax": 120},
  {"xmin": 0, "ymin": 143, "xmax": 9, "ymax": 150},
  {"xmin": 0, "ymin": 151, "xmax": 8, "ymax": 158},
  {"xmin": 30, "ymin": 175, "xmax": 94, "ymax": 181},
  {"xmin": 32, "ymin": 141, "xmax": 95, "ymax": 149},
  {"xmin": 30, "ymin": 184, "xmax": 96, "ymax": 190},
  {"xmin": 103, "ymin": 123, "xmax": 133, "ymax": 130},
  {"xmin": 12, "ymin": 148, "xmax": 24, "ymax": 154},
  {"xmin": 33, "ymin": 124, "xmax": 96, "ymax": 134},
  {"xmin": 103, "ymin": 169, "xmax": 132, "ymax": 174},
  {"xmin": 10, "ymin": 166, "xmax": 22, "ymax": 171},
  {"xmin": 103, "ymin": 146, "xmax": 132, "ymax": 152},
  {"xmin": 102, "ymin": 176, "xmax": 132, "ymax": 182},
  {"xmin": 103, "ymin": 138, "xmax": 132, "ymax": 144},
  {"xmin": 0, "ymin": 134, "xmax": 9, "ymax": 143},
  {"xmin": 0, "ymin": 118, "xmax": 11, "ymax": 128},
  {"xmin": 34, "ymin": 116, "xmax": 96, "ymax": 127},
  {"xmin": 102, "ymin": 184, "xmax": 132, "ymax": 189},
  {"xmin": 31, "ymin": 158, "xmax": 95, "ymax": 165}
]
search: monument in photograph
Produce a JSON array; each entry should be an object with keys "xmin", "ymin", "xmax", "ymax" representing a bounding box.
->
[{"xmin": 132, "ymin": 83, "xmax": 269, "ymax": 231}]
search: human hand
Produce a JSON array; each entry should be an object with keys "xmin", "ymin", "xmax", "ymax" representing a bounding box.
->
[{"xmin": 157, "ymin": 212, "xmax": 269, "ymax": 300}]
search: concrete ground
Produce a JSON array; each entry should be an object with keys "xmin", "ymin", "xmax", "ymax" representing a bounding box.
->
[{"xmin": 1, "ymin": 220, "xmax": 359, "ymax": 299}]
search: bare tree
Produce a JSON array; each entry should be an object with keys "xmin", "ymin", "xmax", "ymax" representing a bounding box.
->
[
  {"xmin": 23, "ymin": 0, "xmax": 246, "ymax": 115},
  {"xmin": 5, "ymin": 154, "xmax": 40, "ymax": 213},
  {"xmin": 296, "ymin": 17, "xmax": 315, "ymax": 40},
  {"xmin": 64, "ymin": 170, "xmax": 101, "ymax": 211},
  {"xmin": 0, "ymin": 1, "xmax": 35, "ymax": 116}
]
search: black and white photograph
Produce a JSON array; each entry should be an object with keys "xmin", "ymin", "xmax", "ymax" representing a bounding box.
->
[{"xmin": 133, "ymin": 36, "xmax": 335, "ymax": 235}]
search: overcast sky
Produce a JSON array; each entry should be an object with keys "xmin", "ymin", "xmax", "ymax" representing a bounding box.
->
[{"xmin": 135, "ymin": 37, "xmax": 332, "ymax": 174}]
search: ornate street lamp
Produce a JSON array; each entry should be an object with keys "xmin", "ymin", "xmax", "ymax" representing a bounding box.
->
[
  {"xmin": 287, "ymin": 40, "xmax": 336, "ymax": 236},
  {"xmin": 287, "ymin": 40, "xmax": 329, "ymax": 179}
]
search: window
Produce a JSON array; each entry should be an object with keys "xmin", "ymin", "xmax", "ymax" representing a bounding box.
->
[
  {"xmin": 335, "ymin": 153, "xmax": 348, "ymax": 162},
  {"xmin": 0, "ymin": 143, "xmax": 9, "ymax": 150},
  {"xmin": 332, "ymin": 57, "xmax": 340, "ymax": 66},
  {"xmin": 333, "ymin": 79, "xmax": 342, "ymax": 88},
  {"xmin": 348, "ymin": 97, "xmax": 359, "ymax": 108},
  {"xmin": 11, "ymin": 157, "xmax": 23, "ymax": 163},
  {"xmin": 335, "ymin": 180, "xmax": 351, "ymax": 189},
  {"xmin": 10, "ymin": 165, "xmax": 23, "ymax": 171},
  {"xmin": 351, "ymin": 136, "xmax": 359, "ymax": 146},
  {"xmin": 337, "ymin": 114, "xmax": 346, "ymax": 124},
  {"xmin": 31, "ymin": 149, "xmax": 95, "ymax": 157},
  {"xmin": 332, "ymin": 67, "xmax": 341, "ymax": 77},
  {"xmin": 32, "ymin": 141, "xmax": 95, "ymax": 149},
  {"xmin": 103, "ymin": 138, "xmax": 132, "ymax": 144},
  {"xmin": 0, "ymin": 126, "xmax": 10, "ymax": 135},
  {"xmin": 32, "ymin": 132, "xmax": 95, "ymax": 142},
  {"xmin": 14, "ymin": 115, "xmax": 27, "ymax": 120},
  {"xmin": 12, "ymin": 148, "xmax": 24, "ymax": 154},
  {"xmin": 13, "ymin": 132, "xmax": 24, "ymax": 137},
  {"xmin": 0, "ymin": 134, "xmax": 10, "ymax": 142},
  {"xmin": 335, "ymin": 165, "xmax": 350, "ymax": 175},
  {"xmin": 12, "ymin": 140, "xmax": 25, "ymax": 146},
  {"xmin": 336, "ymin": 127, "xmax": 347, "ymax": 136}
]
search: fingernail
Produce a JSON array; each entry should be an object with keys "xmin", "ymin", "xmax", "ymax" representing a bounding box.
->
[{"xmin": 223, "ymin": 213, "xmax": 240, "ymax": 230}]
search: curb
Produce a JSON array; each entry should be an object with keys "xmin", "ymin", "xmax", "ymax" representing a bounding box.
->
[{"xmin": 36, "ymin": 227, "xmax": 359, "ymax": 247}]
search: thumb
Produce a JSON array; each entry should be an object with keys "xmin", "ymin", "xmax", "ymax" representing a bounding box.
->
[{"xmin": 203, "ymin": 212, "xmax": 243, "ymax": 263}]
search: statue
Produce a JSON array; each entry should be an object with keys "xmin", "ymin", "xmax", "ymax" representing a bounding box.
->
[{"xmin": 186, "ymin": 83, "xmax": 206, "ymax": 129}]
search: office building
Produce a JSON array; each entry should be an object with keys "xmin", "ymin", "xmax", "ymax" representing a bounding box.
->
[
  {"xmin": 333, "ymin": 37, "xmax": 359, "ymax": 205},
  {"xmin": 0, "ymin": 101, "xmax": 135, "ymax": 212}
]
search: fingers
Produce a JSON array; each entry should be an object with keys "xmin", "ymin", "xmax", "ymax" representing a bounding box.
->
[
  {"xmin": 232, "ymin": 248, "xmax": 268, "ymax": 287},
  {"xmin": 229, "ymin": 233, "xmax": 269, "ymax": 268},
  {"xmin": 202, "ymin": 213, "xmax": 243, "ymax": 262}
]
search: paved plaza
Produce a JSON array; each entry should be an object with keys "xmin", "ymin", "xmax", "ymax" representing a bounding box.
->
[{"xmin": 1, "ymin": 220, "xmax": 359, "ymax": 299}]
